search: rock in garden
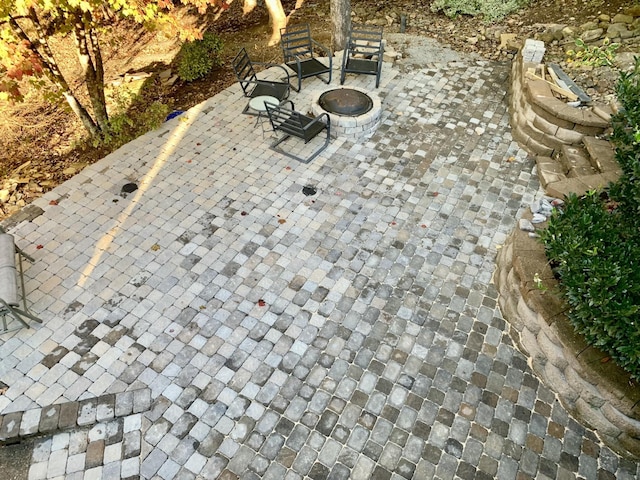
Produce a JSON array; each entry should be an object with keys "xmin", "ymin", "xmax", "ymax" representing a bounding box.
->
[
  {"xmin": 519, "ymin": 218, "xmax": 536, "ymax": 232},
  {"xmin": 531, "ymin": 213, "xmax": 547, "ymax": 224}
]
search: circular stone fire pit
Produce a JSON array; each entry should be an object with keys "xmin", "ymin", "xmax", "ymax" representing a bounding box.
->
[{"xmin": 311, "ymin": 87, "xmax": 382, "ymax": 139}]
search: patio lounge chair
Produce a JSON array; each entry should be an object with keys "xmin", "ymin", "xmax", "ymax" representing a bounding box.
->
[
  {"xmin": 280, "ymin": 24, "xmax": 332, "ymax": 92},
  {"xmin": 340, "ymin": 24, "xmax": 384, "ymax": 88},
  {"xmin": 0, "ymin": 231, "xmax": 42, "ymax": 334},
  {"xmin": 232, "ymin": 47, "xmax": 291, "ymax": 114},
  {"xmin": 264, "ymin": 100, "xmax": 331, "ymax": 164}
]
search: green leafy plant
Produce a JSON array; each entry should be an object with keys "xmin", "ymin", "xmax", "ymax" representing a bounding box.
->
[
  {"xmin": 177, "ymin": 32, "xmax": 224, "ymax": 82},
  {"xmin": 430, "ymin": 0, "xmax": 528, "ymax": 23},
  {"xmin": 540, "ymin": 58, "xmax": 640, "ymax": 380},
  {"xmin": 540, "ymin": 192, "xmax": 640, "ymax": 380},
  {"xmin": 566, "ymin": 37, "xmax": 620, "ymax": 67},
  {"xmin": 93, "ymin": 89, "xmax": 169, "ymax": 148}
]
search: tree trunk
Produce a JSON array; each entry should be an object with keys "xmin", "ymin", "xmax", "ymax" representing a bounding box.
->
[
  {"xmin": 331, "ymin": 0, "xmax": 351, "ymax": 51},
  {"xmin": 264, "ymin": 0, "xmax": 287, "ymax": 46},
  {"xmin": 73, "ymin": 10, "xmax": 109, "ymax": 132},
  {"xmin": 11, "ymin": 12, "xmax": 100, "ymax": 138},
  {"xmin": 243, "ymin": 0, "xmax": 257, "ymax": 15}
]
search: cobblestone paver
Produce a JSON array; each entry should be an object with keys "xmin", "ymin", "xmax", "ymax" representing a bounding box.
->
[{"xmin": 0, "ymin": 52, "xmax": 638, "ymax": 479}]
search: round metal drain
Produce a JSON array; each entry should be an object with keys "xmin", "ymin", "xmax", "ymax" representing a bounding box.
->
[{"xmin": 121, "ymin": 183, "xmax": 138, "ymax": 198}]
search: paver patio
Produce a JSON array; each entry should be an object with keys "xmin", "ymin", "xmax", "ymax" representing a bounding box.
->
[{"xmin": 0, "ymin": 45, "xmax": 638, "ymax": 479}]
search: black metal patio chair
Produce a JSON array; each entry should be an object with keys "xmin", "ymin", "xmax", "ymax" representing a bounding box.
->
[
  {"xmin": 280, "ymin": 24, "xmax": 332, "ymax": 92},
  {"xmin": 340, "ymin": 24, "xmax": 384, "ymax": 88},
  {"xmin": 232, "ymin": 48, "xmax": 291, "ymax": 114},
  {"xmin": 0, "ymin": 230, "xmax": 42, "ymax": 334},
  {"xmin": 264, "ymin": 100, "xmax": 331, "ymax": 164}
]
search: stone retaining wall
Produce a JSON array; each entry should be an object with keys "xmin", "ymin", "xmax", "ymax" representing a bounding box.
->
[
  {"xmin": 495, "ymin": 214, "xmax": 640, "ymax": 459},
  {"xmin": 509, "ymin": 50, "xmax": 610, "ymax": 158}
]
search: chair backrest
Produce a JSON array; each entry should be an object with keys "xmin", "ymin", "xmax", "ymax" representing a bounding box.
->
[
  {"xmin": 232, "ymin": 48, "xmax": 257, "ymax": 96},
  {"xmin": 265, "ymin": 102, "xmax": 307, "ymax": 139},
  {"xmin": 280, "ymin": 24, "xmax": 314, "ymax": 62},
  {"xmin": 347, "ymin": 24, "xmax": 384, "ymax": 58}
]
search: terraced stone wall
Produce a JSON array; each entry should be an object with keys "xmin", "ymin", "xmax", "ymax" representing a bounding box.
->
[{"xmin": 495, "ymin": 213, "xmax": 640, "ymax": 459}]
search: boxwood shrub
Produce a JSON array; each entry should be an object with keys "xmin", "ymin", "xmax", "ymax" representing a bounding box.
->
[
  {"xmin": 540, "ymin": 58, "xmax": 640, "ymax": 380},
  {"xmin": 177, "ymin": 32, "xmax": 224, "ymax": 82}
]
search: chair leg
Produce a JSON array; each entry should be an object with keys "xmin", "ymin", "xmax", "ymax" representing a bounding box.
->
[
  {"xmin": 0, "ymin": 299, "xmax": 31, "ymax": 331},
  {"xmin": 269, "ymin": 126, "xmax": 330, "ymax": 164}
]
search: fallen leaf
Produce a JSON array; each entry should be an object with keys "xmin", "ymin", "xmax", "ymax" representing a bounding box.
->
[
  {"xmin": 285, "ymin": 166, "xmax": 292, "ymax": 170},
  {"xmin": 49, "ymin": 199, "xmax": 58, "ymax": 206},
  {"xmin": 601, "ymin": 356, "xmax": 611, "ymax": 363},
  {"xmin": 187, "ymin": 159, "xmax": 192, "ymax": 163},
  {"xmin": 151, "ymin": 244, "xmax": 160, "ymax": 251},
  {"xmin": 241, "ymin": 211, "xmax": 248, "ymax": 216},
  {"xmin": 258, "ymin": 299, "xmax": 266, "ymax": 307},
  {"xmin": 506, "ymin": 156, "xmax": 516, "ymax": 163},
  {"xmin": 196, "ymin": 143, "xmax": 201, "ymax": 146},
  {"xmin": 199, "ymin": 305, "xmax": 206, "ymax": 310},
  {"xmin": 278, "ymin": 218, "xmax": 286, "ymax": 224},
  {"xmin": 429, "ymin": 192, "xmax": 439, "ymax": 197},
  {"xmin": 391, "ymin": 221, "xmax": 397, "ymax": 226},
  {"xmin": 36, "ymin": 245, "xmax": 43, "ymax": 250},
  {"xmin": 421, "ymin": 224, "xmax": 427, "ymax": 228}
]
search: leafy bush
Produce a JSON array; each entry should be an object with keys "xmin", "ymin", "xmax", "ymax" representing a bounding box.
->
[
  {"xmin": 566, "ymin": 37, "xmax": 620, "ymax": 67},
  {"xmin": 430, "ymin": 0, "xmax": 529, "ymax": 23},
  {"xmin": 540, "ymin": 57, "xmax": 640, "ymax": 380},
  {"xmin": 177, "ymin": 32, "xmax": 224, "ymax": 82},
  {"xmin": 95, "ymin": 89, "xmax": 170, "ymax": 148},
  {"xmin": 541, "ymin": 193, "xmax": 640, "ymax": 379},
  {"xmin": 611, "ymin": 56, "xmax": 640, "ymax": 193}
]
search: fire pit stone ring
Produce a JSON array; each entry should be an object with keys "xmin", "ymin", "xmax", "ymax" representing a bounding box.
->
[{"xmin": 311, "ymin": 86, "xmax": 382, "ymax": 139}]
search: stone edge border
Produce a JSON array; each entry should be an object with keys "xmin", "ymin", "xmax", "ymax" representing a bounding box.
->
[
  {"xmin": 508, "ymin": 47, "xmax": 610, "ymax": 159},
  {"xmin": 495, "ymin": 214, "xmax": 640, "ymax": 459},
  {"xmin": 0, "ymin": 388, "xmax": 151, "ymax": 445}
]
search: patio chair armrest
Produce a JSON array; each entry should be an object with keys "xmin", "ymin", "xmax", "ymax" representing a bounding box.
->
[
  {"xmin": 311, "ymin": 39, "xmax": 332, "ymax": 61},
  {"xmin": 251, "ymin": 61, "xmax": 291, "ymax": 83},
  {"xmin": 304, "ymin": 113, "xmax": 330, "ymax": 131},
  {"xmin": 279, "ymin": 99, "xmax": 295, "ymax": 110}
]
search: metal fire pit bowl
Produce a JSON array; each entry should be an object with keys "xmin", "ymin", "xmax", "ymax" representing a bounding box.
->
[{"xmin": 318, "ymin": 89, "xmax": 374, "ymax": 117}]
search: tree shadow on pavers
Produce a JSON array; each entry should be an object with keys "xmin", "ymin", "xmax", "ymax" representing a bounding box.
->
[{"xmin": 0, "ymin": 438, "xmax": 34, "ymax": 479}]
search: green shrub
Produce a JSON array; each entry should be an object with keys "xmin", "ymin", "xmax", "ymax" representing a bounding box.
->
[
  {"xmin": 611, "ymin": 56, "xmax": 640, "ymax": 200},
  {"xmin": 541, "ymin": 193, "xmax": 640, "ymax": 379},
  {"xmin": 177, "ymin": 32, "xmax": 224, "ymax": 82},
  {"xmin": 96, "ymin": 90, "xmax": 170, "ymax": 148},
  {"xmin": 430, "ymin": 0, "xmax": 528, "ymax": 23},
  {"xmin": 540, "ymin": 57, "xmax": 640, "ymax": 381}
]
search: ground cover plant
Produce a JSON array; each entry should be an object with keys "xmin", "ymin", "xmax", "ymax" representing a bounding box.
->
[{"xmin": 541, "ymin": 58, "xmax": 640, "ymax": 380}]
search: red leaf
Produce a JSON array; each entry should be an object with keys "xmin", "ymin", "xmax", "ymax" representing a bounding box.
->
[
  {"xmin": 429, "ymin": 192, "xmax": 439, "ymax": 197},
  {"xmin": 36, "ymin": 245, "xmax": 43, "ymax": 249},
  {"xmin": 241, "ymin": 211, "xmax": 248, "ymax": 216},
  {"xmin": 391, "ymin": 221, "xmax": 397, "ymax": 226},
  {"xmin": 285, "ymin": 166, "xmax": 292, "ymax": 171},
  {"xmin": 258, "ymin": 299, "xmax": 266, "ymax": 307},
  {"xmin": 186, "ymin": 159, "xmax": 192, "ymax": 163},
  {"xmin": 421, "ymin": 224, "xmax": 427, "ymax": 228},
  {"xmin": 49, "ymin": 200, "xmax": 58, "ymax": 206}
]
